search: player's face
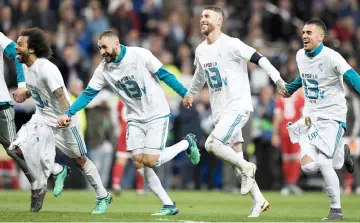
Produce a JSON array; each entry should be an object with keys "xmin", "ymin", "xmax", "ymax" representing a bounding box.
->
[
  {"xmin": 302, "ymin": 24, "xmax": 324, "ymax": 51},
  {"xmin": 200, "ymin": 10, "xmax": 221, "ymax": 36},
  {"xmin": 15, "ymin": 36, "xmax": 31, "ymax": 63},
  {"xmin": 98, "ymin": 37, "xmax": 119, "ymax": 63}
]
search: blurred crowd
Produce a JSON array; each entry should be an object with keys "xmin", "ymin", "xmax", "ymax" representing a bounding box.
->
[{"xmin": 1, "ymin": 0, "xmax": 360, "ymax": 195}]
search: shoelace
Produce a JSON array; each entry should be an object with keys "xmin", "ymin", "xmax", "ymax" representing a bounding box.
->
[
  {"xmin": 94, "ymin": 200, "xmax": 101, "ymax": 210},
  {"xmin": 157, "ymin": 207, "xmax": 169, "ymax": 214}
]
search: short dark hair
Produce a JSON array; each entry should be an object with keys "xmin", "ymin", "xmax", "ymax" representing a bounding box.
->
[
  {"xmin": 306, "ymin": 19, "xmax": 327, "ymax": 34},
  {"xmin": 99, "ymin": 30, "xmax": 119, "ymax": 40},
  {"xmin": 20, "ymin": 27, "xmax": 52, "ymax": 58},
  {"xmin": 204, "ymin": 5, "xmax": 225, "ymax": 19}
]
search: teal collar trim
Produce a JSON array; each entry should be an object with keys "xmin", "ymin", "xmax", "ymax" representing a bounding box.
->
[
  {"xmin": 0, "ymin": 101, "xmax": 12, "ymax": 106},
  {"xmin": 113, "ymin": 45, "xmax": 126, "ymax": 63},
  {"xmin": 305, "ymin": 43, "xmax": 323, "ymax": 58}
]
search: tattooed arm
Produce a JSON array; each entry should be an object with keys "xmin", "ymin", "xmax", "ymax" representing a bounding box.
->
[{"xmin": 53, "ymin": 87, "xmax": 70, "ymax": 113}]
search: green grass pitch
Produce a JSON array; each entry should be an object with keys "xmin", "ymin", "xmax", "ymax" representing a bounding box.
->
[{"xmin": 0, "ymin": 190, "xmax": 359, "ymax": 222}]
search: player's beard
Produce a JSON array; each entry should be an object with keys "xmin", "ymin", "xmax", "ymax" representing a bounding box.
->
[
  {"xmin": 16, "ymin": 51, "xmax": 30, "ymax": 64},
  {"xmin": 103, "ymin": 49, "xmax": 117, "ymax": 63},
  {"xmin": 201, "ymin": 23, "xmax": 215, "ymax": 36}
]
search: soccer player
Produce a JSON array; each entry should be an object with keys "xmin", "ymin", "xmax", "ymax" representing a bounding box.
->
[
  {"xmin": 112, "ymin": 100, "xmax": 144, "ymax": 196},
  {"xmin": 182, "ymin": 5, "xmax": 288, "ymax": 217},
  {"xmin": 57, "ymin": 30, "xmax": 201, "ymax": 216},
  {"xmin": 283, "ymin": 19, "xmax": 359, "ymax": 220},
  {"xmin": 0, "ymin": 32, "xmax": 35, "ymax": 189},
  {"xmin": 10, "ymin": 28, "xmax": 111, "ymax": 214},
  {"xmin": 272, "ymin": 89, "xmax": 304, "ymax": 195}
]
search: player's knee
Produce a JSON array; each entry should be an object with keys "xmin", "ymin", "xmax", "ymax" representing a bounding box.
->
[
  {"xmin": 205, "ymin": 136, "xmax": 215, "ymax": 153},
  {"xmin": 316, "ymin": 153, "xmax": 332, "ymax": 169},
  {"xmin": 132, "ymin": 154, "xmax": 145, "ymax": 170},
  {"xmin": 142, "ymin": 155, "xmax": 157, "ymax": 168},
  {"xmin": 301, "ymin": 162, "xmax": 319, "ymax": 174}
]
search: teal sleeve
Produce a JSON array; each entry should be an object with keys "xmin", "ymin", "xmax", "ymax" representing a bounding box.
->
[
  {"xmin": 285, "ymin": 75, "xmax": 303, "ymax": 94},
  {"xmin": 4, "ymin": 42, "xmax": 25, "ymax": 83},
  {"xmin": 344, "ymin": 69, "xmax": 360, "ymax": 93},
  {"xmin": 155, "ymin": 66, "xmax": 188, "ymax": 98},
  {"xmin": 65, "ymin": 86, "xmax": 99, "ymax": 117}
]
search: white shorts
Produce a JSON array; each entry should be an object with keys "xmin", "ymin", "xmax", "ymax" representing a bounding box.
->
[
  {"xmin": 9, "ymin": 119, "xmax": 55, "ymax": 187},
  {"xmin": 12, "ymin": 115, "xmax": 86, "ymax": 159},
  {"xmin": 211, "ymin": 111, "xmax": 250, "ymax": 147},
  {"xmin": 53, "ymin": 125, "xmax": 87, "ymax": 158},
  {"xmin": 287, "ymin": 117, "xmax": 345, "ymax": 169},
  {"xmin": 127, "ymin": 117, "xmax": 169, "ymax": 155}
]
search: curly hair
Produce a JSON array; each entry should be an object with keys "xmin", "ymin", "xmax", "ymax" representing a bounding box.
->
[{"xmin": 20, "ymin": 27, "xmax": 52, "ymax": 58}]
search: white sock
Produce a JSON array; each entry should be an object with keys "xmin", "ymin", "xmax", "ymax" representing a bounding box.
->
[
  {"xmin": 30, "ymin": 180, "xmax": 37, "ymax": 190},
  {"xmin": 157, "ymin": 140, "xmax": 189, "ymax": 167},
  {"xmin": 207, "ymin": 138, "xmax": 250, "ymax": 170},
  {"xmin": 52, "ymin": 163, "xmax": 64, "ymax": 175},
  {"xmin": 317, "ymin": 153, "xmax": 341, "ymax": 209},
  {"xmin": 138, "ymin": 167, "xmax": 173, "ymax": 205},
  {"xmin": 234, "ymin": 152, "xmax": 263, "ymax": 203},
  {"xmin": 81, "ymin": 158, "xmax": 108, "ymax": 199}
]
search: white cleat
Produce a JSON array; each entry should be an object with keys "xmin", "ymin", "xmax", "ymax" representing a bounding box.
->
[
  {"xmin": 248, "ymin": 199, "xmax": 270, "ymax": 218},
  {"xmin": 240, "ymin": 163, "xmax": 257, "ymax": 195}
]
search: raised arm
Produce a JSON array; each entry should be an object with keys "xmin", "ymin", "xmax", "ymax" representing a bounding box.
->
[
  {"xmin": 0, "ymin": 33, "xmax": 25, "ymax": 87},
  {"xmin": 4, "ymin": 42, "xmax": 25, "ymax": 86},
  {"xmin": 1, "ymin": 32, "xmax": 28, "ymax": 103}
]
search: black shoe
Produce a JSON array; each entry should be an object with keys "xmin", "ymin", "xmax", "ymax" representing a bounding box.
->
[
  {"xmin": 344, "ymin": 144, "xmax": 354, "ymax": 173},
  {"xmin": 321, "ymin": 208, "xmax": 344, "ymax": 220},
  {"xmin": 30, "ymin": 187, "xmax": 47, "ymax": 212}
]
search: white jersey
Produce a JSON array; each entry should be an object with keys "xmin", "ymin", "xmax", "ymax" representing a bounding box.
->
[
  {"xmin": 0, "ymin": 32, "xmax": 14, "ymax": 103},
  {"xmin": 88, "ymin": 46, "xmax": 169, "ymax": 122},
  {"xmin": 296, "ymin": 45, "xmax": 351, "ymax": 123},
  {"xmin": 188, "ymin": 33, "xmax": 256, "ymax": 122},
  {"xmin": 24, "ymin": 58, "xmax": 79, "ymax": 127}
]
